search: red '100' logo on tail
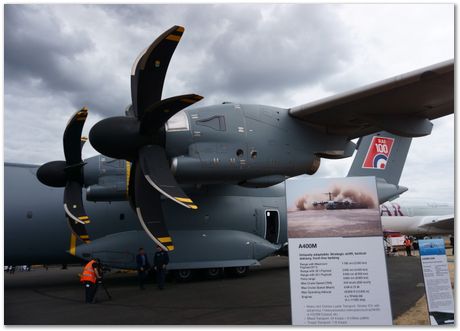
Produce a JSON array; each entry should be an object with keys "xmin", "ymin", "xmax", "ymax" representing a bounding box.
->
[{"xmin": 362, "ymin": 136, "xmax": 395, "ymax": 170}]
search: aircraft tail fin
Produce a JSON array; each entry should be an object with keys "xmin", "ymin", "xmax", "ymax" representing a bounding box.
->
[{"xmin": 347, "ymin": 131, "xmax": 412, "ymax": 203}]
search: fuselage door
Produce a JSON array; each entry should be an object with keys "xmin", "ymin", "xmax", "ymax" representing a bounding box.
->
[{"xmin": 264, "ymin": 209, "xmax": 280, "ymax": 244}]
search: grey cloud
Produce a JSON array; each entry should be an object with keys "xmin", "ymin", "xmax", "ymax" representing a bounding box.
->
[
  {"xmin": 5, "ymin": 5, "xmax": 95, "ymax": 93},
  {"xmin": 89, "ymin": 4, "xmax": 357, "ymax": 107},
  {"xmin": 5, "ymin": 4, "xmax": 133, "ymax": 118},
  {"xmin": 100, "ymin": 4, "xmax": 180, "ymax": 27},
  {"xmin": 178, "ymin": 4, "xmax": 355, "ymax": 104},
  {"xmin": 4, "ymin": 4, "xmax": 356, "ymax": 120}
]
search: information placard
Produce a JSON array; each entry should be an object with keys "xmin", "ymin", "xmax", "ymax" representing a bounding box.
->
[
  {"xmin": 286, "ymin": 177, "xmax": 392, "ymax": 326},
  {"xmin": 419, "ymin": 239, "xmax": 455, "ymax": 325}
]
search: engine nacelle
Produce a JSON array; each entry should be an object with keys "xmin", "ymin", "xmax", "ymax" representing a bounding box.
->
[
  {"xmin": 83, "ymin": 155, "xmax": 129, "ymax": 202},
  {"xmin": 171, "ymin": 151, "xmax": 320, "ymax": 185},
  {"xmin": 86, "ymin": 184, "xmax": 128, "ymax": 202}
]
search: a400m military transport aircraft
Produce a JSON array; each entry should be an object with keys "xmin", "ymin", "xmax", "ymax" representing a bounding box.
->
[{"xmin": 5, "ymin": 25, "xmax": 453, "ymax": 280}]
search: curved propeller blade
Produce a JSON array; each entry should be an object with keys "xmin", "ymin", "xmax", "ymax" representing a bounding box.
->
[
  {"xmin": 127, "ymin": 161, "xmax": 136, "ymax": 210},
  {"xmin": 139, "ymin": 145, "xmax": 197, "ymax": 209},
  {"xmin": 140, "ymin": 94, "xmax": 203, "ymax": 135},
  {"xmin": 62, "ymin": 107, "xmax": 92, "ymax": 243},
  {"xmin": 134, "ymin": 162, "xmax": 174, "ymax": 251},
  {"xmin": 80, "ymin": 136, "xmax": 88, "ymax": 150},
  {"xmin": 66, "ymin": 216, "xmax": 90, "ymax": 244},
  {"xmin": 64, "ymin": 108, "xmax": 88, "ymax": 166},
  {"xmin": 131, "ymin": 25, "xmax": 185, "ymax": 119},
  {"xmin": 64, "ymin": 181, "xmax": 89, "ymax": 223},
  {"xmin": 64, "ymin": 182, "xmax": 91, "ymax": 243}
]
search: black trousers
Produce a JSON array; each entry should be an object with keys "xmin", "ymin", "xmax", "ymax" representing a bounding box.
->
[
  {"xmin": 138, "ymin": 270, "xmax": 147, "ymax": 289},
  {"xmin": 406, "ymin": 247, "xmax": 412, "ymax": 256},
  {"xmin": 156, "ymin": 268, "xmax": 166, "ymax": 289},
  {"xmin": 84, "ymin": 281, "xmax": 97, "ymax": 303}
]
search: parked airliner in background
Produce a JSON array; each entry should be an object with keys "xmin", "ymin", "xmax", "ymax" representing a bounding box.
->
[{"xmin": 381, "ymin": 201, "xmax": 454, "ymax": 236}]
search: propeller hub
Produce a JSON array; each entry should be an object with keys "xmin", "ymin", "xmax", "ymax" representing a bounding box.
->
[
  {"xmin": 89, "ymin": 116, "xmax": 149, "ymax": 160},
  {"xmin": 36, "ymin": 160, "xmax": 67, "ymax": 187}
]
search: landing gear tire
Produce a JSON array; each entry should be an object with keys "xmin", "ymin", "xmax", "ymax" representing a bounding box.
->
[
  {"xmin": 227, "ymin": 266, "xmax": 249, "ymax": 277},
  {"xmin": 204, "ymin": 267, "xmax": 222, "ymax": 280},
  {"xmin": 175, "ymin": 269, "xmax": 194, "ymax": 282}
]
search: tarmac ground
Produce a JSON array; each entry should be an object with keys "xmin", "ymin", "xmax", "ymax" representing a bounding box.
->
[{"xmin": 4, "ymin": 254, "xmax": 453, "ymax": 325}]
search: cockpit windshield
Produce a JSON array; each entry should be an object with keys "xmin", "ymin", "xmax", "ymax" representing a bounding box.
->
[{"xmin": 165, "ymin": 111, "xmax": 190, "ymax": 132}]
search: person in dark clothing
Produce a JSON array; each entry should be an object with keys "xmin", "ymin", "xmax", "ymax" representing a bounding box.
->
[
  {"xmin": 136, "ymin": 248, "xmax": 150, "ymax": 290},
  {"xmin": 450, "ymin": 236, "xmax": 454, "ymax": 255},
  {"xmin": 153, "ymin": 245, "xmax": 169, "ymax": 290}
]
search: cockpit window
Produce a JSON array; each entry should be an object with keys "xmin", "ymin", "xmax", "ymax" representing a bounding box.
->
[{"xmin": 165, "ymin": 111, "xmax": 190, "ymax": 132}]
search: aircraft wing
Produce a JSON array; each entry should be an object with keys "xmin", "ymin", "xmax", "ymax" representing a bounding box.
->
[
  {"xmin": 421, "ymin": 214, "xmax": 454, "ymax": 231},
  {"xmin": 289, "ymin": 59, "xmax": 454, "ymax": 139}
]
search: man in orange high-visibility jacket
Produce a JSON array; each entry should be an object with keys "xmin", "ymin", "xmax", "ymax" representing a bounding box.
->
[{"xmin": 80, "ymin": 259, "xmax": 101, "ymax": 303}]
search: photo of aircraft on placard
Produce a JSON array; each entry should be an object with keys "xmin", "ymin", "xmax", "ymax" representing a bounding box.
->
[
  {"xmin": 312, "ymin": 192, "xmax": 370, "ymax": 210},
  {"xmin": 4, "ymin": 25, "xmax": 453, "ymax": 279},
  {"xmin": 287, "ymin": 176, "xmax": 381, "ymax": 238}
]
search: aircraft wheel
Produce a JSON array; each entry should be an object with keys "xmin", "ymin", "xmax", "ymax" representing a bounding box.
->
[
  {"xmin": 205, "ymin": 267, "xmax": 222, "ymax": 280},
  {"xmin": 175, "ymin": 269, "xmax": 194, "ymax": 282},
  {"xmin": 227, "ymin": 266, "xmax": 249, "ymax": 277}
]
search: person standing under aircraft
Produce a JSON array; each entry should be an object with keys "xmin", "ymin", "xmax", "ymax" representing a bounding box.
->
[
  {"xmin": 80, "ymin": 259, "xmax": 101, "ymax": 303},
  {"xmin": 450, "ymin": 235, "xmax": 454, "ymax": 255},
  {"xmin": 153, "ymin": 245, "xmax": 169, "ymax": 290},
  {"xmin": 136, "ymin": 248, "xmax": 150, "ymax": 290},
  {"xmin": 404, "ymin": 236, "xmax": 412, "ymax": 256}
]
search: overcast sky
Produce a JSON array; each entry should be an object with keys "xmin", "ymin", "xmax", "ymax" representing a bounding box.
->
[{"xmin": 4, "ymin": 4, "xmax": 454, "ymax": 204}]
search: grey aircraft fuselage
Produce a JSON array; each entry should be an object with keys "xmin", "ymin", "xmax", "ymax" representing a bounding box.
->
[{"xmin": 5, "ymin": 159, "xmax": 288, "ymax": 270}]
